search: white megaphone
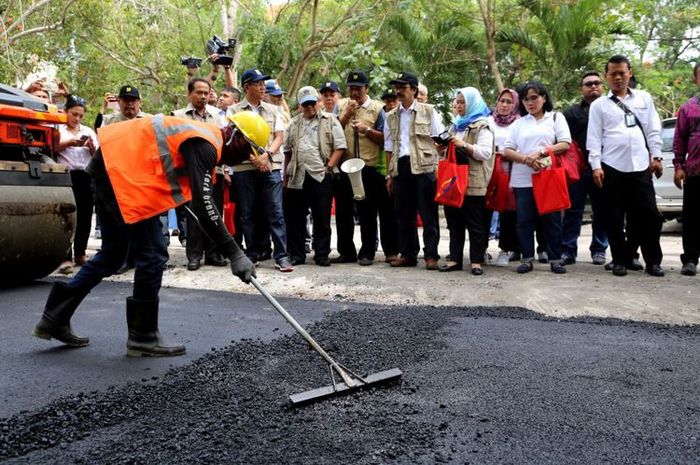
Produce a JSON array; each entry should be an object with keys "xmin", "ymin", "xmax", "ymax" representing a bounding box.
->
[{"xmin": 340, "ymin": 158, "xmax": 366, "ymax": 201}]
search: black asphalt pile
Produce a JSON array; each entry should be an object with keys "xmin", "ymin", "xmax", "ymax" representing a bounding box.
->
[{"xmin": 2, "ymin": 305, "xmax": 699, "ymax": 465}]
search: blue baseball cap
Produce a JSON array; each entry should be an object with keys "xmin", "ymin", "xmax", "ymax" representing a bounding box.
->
[
  {"xmin": 265, "ymin": 80, "xmax": 284, "ymax": 96},
  {"xmin": 319, "ymin": 80, "xmax": 340, "ymax": 94},
  {"xmin": 297, "ymin": 86, "xmax": 319, "ymax": 105},
  {"xmin": 241, "ymin": 68, "xmax": 271, "ymax": 86}
]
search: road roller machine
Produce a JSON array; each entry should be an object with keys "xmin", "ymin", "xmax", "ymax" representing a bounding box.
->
[{"xmin": 0, "ymin": 84, "xmax": 75, "ymax": 283}]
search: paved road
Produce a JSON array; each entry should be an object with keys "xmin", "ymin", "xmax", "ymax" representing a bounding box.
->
[{"xmin": 1, "ymin": 281, "xmax": 699, "ymax": 464}]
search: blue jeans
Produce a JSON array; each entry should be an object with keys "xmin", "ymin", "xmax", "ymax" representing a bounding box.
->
[
  {"xmin": 233, "ymin": 169, "xmax": 289, "ymax": 261},
  {"xmin": 562, "ymin": 168, "xmax": 608, "ymax": 259},
  {"xmin": 69, "ymin": 160, "xmax": 168, "ymax": 301},
  {"xmin": 514, "ymin": 187, "xmax": 563, "ymax": 263}
]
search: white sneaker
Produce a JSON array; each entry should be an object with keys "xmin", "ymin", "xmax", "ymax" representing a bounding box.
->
[{"xmin": 496, "ymin": 251, "xmax": 510, "ymax": 267}]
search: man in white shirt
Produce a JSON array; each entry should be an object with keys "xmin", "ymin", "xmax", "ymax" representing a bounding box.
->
[{"xmin": 587, "ymin": 55, "xmax": 664, "ymax": 277}]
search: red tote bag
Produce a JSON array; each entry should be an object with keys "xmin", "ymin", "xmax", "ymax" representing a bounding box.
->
[
  {"xmin": 532, "ymin": 166, "xmax": 571, "ymax": 215},
  {"xmin": 434, "ymin": 142, "xmax": 468, "ymax": 208},
  {"xmin": 485, "ymin": 154, "xmax": 516, "ymax": 212},
  {"xmin": 550, "ymin": 142, "xmax": 584, "ymax": 184},
  {"xmin": 223, "ymin": 187, "xmax": 236, "ymax": 235}
]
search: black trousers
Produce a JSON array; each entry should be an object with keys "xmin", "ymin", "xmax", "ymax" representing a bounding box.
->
[
  {"xmin": 601, "ymin": 163, "xmax": 662, "ymax": 267},
  {"xmin": 682, "ymin": 175, "xmax": 700, "ymax": 265},
  {"xmin": 357, "ymin": 166, "xmax": 398, "ymax": 260},
  {"xmin": 498, "ymin": 210, "xmax": 519, "ymax": 253},
  {"xmin": 285, "ymin": 175, "xmax": 333, "ymax": 262},
  {"xmin": 393, "ymin": 157, "xmax": 440, "ymax": 260},
  {"xmin": 186, "ymin": 173, "xmax": 225, "ymax": 262},
  {"xmin": 444, "ymin": 196, "xmax": 487, "ymax": 264},
  {"xmin": 67, "ymin": 170, "xmax": 94, "ymax": 260},
  {"xmin": 332, "ymin": 172, "xmax": 357, "ymax": 259}
]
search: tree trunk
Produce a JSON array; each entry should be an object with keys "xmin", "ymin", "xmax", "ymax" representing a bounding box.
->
[{"xmin": 477, "ymin": 0, "xmax": 503, "ymax": 92}]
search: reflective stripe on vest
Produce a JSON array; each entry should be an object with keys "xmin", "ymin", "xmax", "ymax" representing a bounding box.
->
[{"xmin": 151, "ymin": 114, "xmax": 223, "ymax": 205}]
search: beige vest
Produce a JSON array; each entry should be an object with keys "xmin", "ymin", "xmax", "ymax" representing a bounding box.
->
[
  {"xmin": 386, "ymin": 102, "xmax": 439, "ymax": 177},
  {"xmin": 229, "ymin": 99, "xmax": 283, "ymax": 171},
  {"xmin": 102, "ymin": 111, "xmax": 149, "ymax": 126},
  {"xmin": 337, "ymin": 97, "xmax": 384, "ymax": 167},
  {"xmin": 449, "ymin": 119, "xmax": 495, "ymax": 196},
  {"xmin": 285, "ymin": 111, "xmax": 336, "ymax": 189}
]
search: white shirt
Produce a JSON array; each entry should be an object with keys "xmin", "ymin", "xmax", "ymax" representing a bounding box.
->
[
  {"xmin": 587, "ymin": 89, "xmax": 662, "ymax": 172},
  {"xmin": 383, "ymin": 101, "xmax": 444, "ymax": 157},
  {"xmin": 57, "ymin": 124, "xmax": 99, "ymax": 171},
  {"xmin": 450, "ymin": 118, "xmax": 494, "ymax": 161},
  {"xmin": 487, "ymin": 115, "xmax": 511, "ymax": 153},
  {"xmin": 504, "ymin": 112, "xmax": 571, "ymax": 188}
]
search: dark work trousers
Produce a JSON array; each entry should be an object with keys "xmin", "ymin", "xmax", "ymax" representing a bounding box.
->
[
  {"xmin": 444, "ymin": 196, "xmax": 487, "ymax": 264},
  {"xmin": 284, "ymin": 174, "xmax": 333, "ymax": 263},
  {"xmin": 682, "ymin": 175, "xmax": 700, "ymax": 265},
  {"xmin": 332, "ymin": 172, "xmax": 357, "ymax": 259},
  {"xmin": 601, "ymin": 163, "xmax": 663, "ymax": 267},
  {"xmin": 562, "ymin": 168, "xmax": 609, "ymax": 259},
  {"xmin": 393, "ymin": 157, "xmax": 440, "ymax": 260},
  {"xmin": 66, "ymin": 170, "xmax": 94, "ymax": 261},
  {"xmin": 186, "ymin": 173, "xmax": 225, "ymax": 262},
  {"xmin": 175, "ymin": 205, "xmax": 188, "ymax": 240},
  {"xmin": 514, "ymin": 187, "xmax": 563, "ymax": 263},
  {"xmin": 498, "ymin": 211, "xmax": 520, "ymax": 253},
  {"xmin": 357, "ymin": 166, "xmax": 398, "ymax": 260},
  {"xmin": 251, "ymin": 185, "xmax": 273, "ymax": 259},
  {"xmin": 68, "ymin": 155, "xmax": 167, "ymax": 301}
]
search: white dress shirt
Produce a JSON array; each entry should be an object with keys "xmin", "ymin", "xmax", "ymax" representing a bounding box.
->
[
  {"xmin": 586, "ymin": 89, "xmax": 662, "ymax": 172},
  {"xmin": 383, "ymin": 101, "xmax": 444, "ymax": 157},
  {"xmin": 57, "ymin": 125, "xmax": 99, "ymax": 171},
  {"xmin": 504, "ymin": 112, "xmax": 571, "ymax": 188}
]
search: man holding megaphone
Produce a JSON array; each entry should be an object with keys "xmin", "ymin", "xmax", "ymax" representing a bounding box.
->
[{"xmin": 338, "ymin": 70, "xmax": 399, "ymax": 266}]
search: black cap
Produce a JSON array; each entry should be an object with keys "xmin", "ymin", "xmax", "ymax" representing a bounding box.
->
[
  {"xmin": 118, "ymin": 85, "xmax": 140, "ymax": 99},
  {"xmin": 388, "ymin": 71, "xmax": 419, "ymax": 87},
  {"xmin": 346, "ymin": 70, "xmax": 369, "ymax": 87},
  {"xmin": 381, "ymin": 88, "xmax": 397, "ymax": 100},
  {"xmin": 319, "ymin": 80, "xmax": 340, "ymax": 94},
  {"xmin": 241, "ymin": 68, "xmax": 271, "ymax": 86}
]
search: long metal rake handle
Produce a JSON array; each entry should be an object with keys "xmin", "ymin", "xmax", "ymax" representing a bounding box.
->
[{"xmin": 250, "ymin": 276, "xmax": 361, "ymax": 388}]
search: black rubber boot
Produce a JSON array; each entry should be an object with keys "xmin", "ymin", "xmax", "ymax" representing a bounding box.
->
[
  {"xmin": 32, "ymin": 282, "xmax": 90, "ymax": 347},
  {"xmin": 126, "ymin": 297, "xmax": 186, "ymax": 357}
]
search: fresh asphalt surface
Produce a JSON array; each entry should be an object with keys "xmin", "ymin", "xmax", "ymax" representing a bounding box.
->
[{"xmin": 1, "ymin": 280, "xmax": 699, "ymax": 464}]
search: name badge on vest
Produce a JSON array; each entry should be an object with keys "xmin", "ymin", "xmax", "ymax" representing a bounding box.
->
[{"xmin": 625, "ymin": 112, "xmax": 636, "ymax": 128}]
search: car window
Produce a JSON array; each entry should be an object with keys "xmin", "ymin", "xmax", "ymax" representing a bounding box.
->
[{"xmin": 661, "ymin": 125, "xmax": 675, "ymax": 153}]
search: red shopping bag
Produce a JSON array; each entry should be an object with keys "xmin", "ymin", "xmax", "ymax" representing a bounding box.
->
[
  {"xmin": 532, "ymin": 166, "xmax": 571, "ymax": 215},
  {"xmin": 434, "ymin": 142, "xmax": 468, "ymax": 208},
  {"xmin": 485, "ymin": 154, "xmax": 516, "ymax": 212},
  {"xmin": 551, "ymin": 142, "xmax": 585, "ymax": 184},
  {"xmin": 223, "ymin": 188, "xmax": 236, "ymax": 235}
]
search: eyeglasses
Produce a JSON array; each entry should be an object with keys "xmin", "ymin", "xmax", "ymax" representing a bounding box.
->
[
  {"xmin": 582, "ymin": 80, "xmax": 603, "ymax": 87},
  {"xmin": 522, "ymin": 95, "xmax": 541, "ymax": 103}
]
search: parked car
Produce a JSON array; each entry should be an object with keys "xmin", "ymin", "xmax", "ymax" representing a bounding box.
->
[{"xmin": 654, "ymin": 117, "xmax": 683, "ymax": 221}]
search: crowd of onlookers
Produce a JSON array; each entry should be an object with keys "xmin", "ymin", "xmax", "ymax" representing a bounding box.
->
[{"xmin": 31, "ymin": 53, "xmax": 700, "ymax": 278}]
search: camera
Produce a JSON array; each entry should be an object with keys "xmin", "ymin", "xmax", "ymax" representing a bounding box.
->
[
  {"xmin": 205, "ymin": 35, "xmax": 236, "ymax": 66},
  {"xmin": 180, "ymin": 56, "xmax": 203, "ymax": 68}
]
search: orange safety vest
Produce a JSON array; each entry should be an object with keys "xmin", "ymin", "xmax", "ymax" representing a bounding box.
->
[{"xmin": 97, "ymin": 114, "xmax": 223, "ymax": 224}]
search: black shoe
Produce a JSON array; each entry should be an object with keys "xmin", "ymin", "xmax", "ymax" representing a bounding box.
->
[
  {"xmin": 315, "ymin": 256, "xmax": 331, "ymax": 267},
  {"xmin": 681, "ymin": 262, "xmax": 697, "ymax": 276},
  {"xmin": 438, "ymin": 261, "xmax": 463, "ymax": 272},
  {"xmin": 258, "ymin": 251, "xmax": 272, "ymax": 262},
  {"xmin": 470, "ymin": 266, "xmax": 484, "ymax": 276},
  {"xmin": 358, "ymin": 257, "xmax": 373, "ymax": 266},
  {"xmin": 628, "ymin": 258, "xmax": 644, "ymax": 271},
  {"xmin": 126, "ymin": 297, "xmax": 185, "ymax": 357},
  {"xmin": 561, "ymin": 255, "xmax": 576, "ymax": 266},
  {"xmin": 605, "ymin": 261, "xmax": 614, "ymax": 271},
  {"xmin": 32, "ymin": 282, "xmax": 91, "ymax": 347},
  {"xmin": 330, "ymin": 254, "xmax": 356, "ymax": 264},
  {"xmin": 612, "ymin": 264, "xmax": 628, "ymax": 276},
  {"xmin": 516, "ymin": 262, "xmax": 533, "ymax": 274},
  {"xmin": 290, "ymin": 257, "xmax": 306, "ymax": 266},
  {"xmin": 186, "ymin": 259, "xmax": 201, "ymax": 271},
  {"xmin": 204, "ymin": 255, "xmax": 227, "ymax": 267},
  {"xmin": 645, "ymin": 265, "xmax": 665, "ymax": 277},
  {"xmin": 550, "ymin": 263, "xmax": 567, "ymax": 274}
]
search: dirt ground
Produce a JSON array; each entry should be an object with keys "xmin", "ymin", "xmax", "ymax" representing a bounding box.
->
[{"xmin": 67, "ymin": 218, "xmax": 698, "ymax": 327}]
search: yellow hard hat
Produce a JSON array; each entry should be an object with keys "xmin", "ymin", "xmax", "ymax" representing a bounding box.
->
[{"xmin": 226, "ymin": 111, "xmax": 270, "ymax": 152}]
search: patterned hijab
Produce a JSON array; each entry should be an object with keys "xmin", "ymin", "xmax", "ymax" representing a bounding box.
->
[
  {"xmin": 492, "ymin": 88, "xmax": 519, "ymax": 127},
  {"xmin": 453, "ymin": 87, "xmax": 491, "ymax": 131}
]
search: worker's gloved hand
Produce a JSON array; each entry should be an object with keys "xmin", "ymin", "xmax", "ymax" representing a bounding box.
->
[{"xmin": 230, "ymin": 251, "xmax": 255, "ymax": 284}]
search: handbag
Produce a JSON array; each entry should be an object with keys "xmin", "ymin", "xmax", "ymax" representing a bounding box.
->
[
  {"xmin": 485, "ymin": 154, "xmax": 516, "ymax": 212},
  {"xmin": 434, "ymin": 142, "xmax": 468, "ymax": 208},
  {"xmin": 531, "ymin": 165, "xmax": 571, "ymax": 215},
  {"xmin": 551, "ymin": 113, "xmax": 585, "ymax": 184},
  {"xmin": 223, "ymin": 186, "xmax": 236, "ymax": 235}
]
